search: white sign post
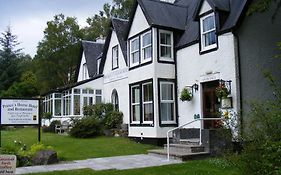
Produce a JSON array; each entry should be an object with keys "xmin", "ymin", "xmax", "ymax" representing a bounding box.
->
[{"xmin": 0, "ymin": 98, "xmax": 41, "ymax": 147}]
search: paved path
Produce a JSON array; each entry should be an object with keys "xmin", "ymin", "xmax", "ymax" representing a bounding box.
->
[{"xmin": 16, "ymin": 154, "xmax": 182, "ymax": 174}]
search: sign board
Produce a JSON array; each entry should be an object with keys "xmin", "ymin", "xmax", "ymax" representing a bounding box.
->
[
  {"xmin": 104, "ymin": 67, "xmax": 128, "ymax": 84},
  {"xmin": 0, "ymin": 99, "xmax": 39, "ymax": 125},
  {"xmin": 0, "ymin": 155, "xmax": 16, "ymax": 175}
]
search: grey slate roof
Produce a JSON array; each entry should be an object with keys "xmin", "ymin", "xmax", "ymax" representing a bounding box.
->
[
  {"xmin": 127, "ymin": 0, "xmax": 248, "ymax": 49},
  {"xmin": 81, "ymin": 41, "xmax": 104, "ymax": 77},
  {"xmin": 174, "ymin": 0, "xmax": 248, "ymax": 49},
  {"xmin": 137, "ymin": 0, "xmax": 188, "ymax": 30}
]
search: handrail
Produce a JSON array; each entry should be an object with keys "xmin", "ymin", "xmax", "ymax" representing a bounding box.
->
[{"xmin": 166, "ymin": 118, "xmax": 223, "ymax": 161}]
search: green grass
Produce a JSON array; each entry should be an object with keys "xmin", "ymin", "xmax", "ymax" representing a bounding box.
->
[
  {"xmin": 26, "ymin": 159, "xmax": 240, "ymax": 175},
  {"xmin": 1, "ymin": 127, "xmax": 157, "ymax": 161}
]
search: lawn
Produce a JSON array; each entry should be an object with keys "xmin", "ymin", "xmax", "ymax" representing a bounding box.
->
[
  {"xmin": 27, "ymin": 159, "xmax": 240, "ymax": 175},
  {"xmin": 1, "ymin": 127, "xmax": 157, "ymax": 161}
]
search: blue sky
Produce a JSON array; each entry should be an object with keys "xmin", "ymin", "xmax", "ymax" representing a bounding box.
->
[{"xmin": 0, "ymin": 0, "xmax": 111, "ymax": 57}]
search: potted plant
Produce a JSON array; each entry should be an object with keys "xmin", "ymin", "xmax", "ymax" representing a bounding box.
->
[
  {"xmin": 180, "ymin": 88, "xmax": 192, "ymax": 101},
  {"xmin": 215, "ymin": 84, "xmax": 229, "ymax": 99}
]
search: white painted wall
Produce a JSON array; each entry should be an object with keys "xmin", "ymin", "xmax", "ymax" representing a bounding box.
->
[
  {"xmin": 102, "ymin": 29, "xmax": 129, "ymax": 124},
  {"xmin": 77, "ymin": 53, "xmax": 89, "ymax": 82},
  {"xmin": 176, "ymin": 32, "xmax": 239, "ymax": 128},
  {"xmin": 128, "ymin": 5, "xmax": 150, "ymax": 38},
  {"xmin": 199, "ymin": 0, "xmax": 212, "ymax": 15}
]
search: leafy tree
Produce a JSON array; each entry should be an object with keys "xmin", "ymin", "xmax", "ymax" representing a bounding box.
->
[
  {"xmin": 0, "ymin": 26, "xmax": 23, "ymax": 92},
  {"xmin": 84, "ymin": 0, "xmax": 133, "ymax": 40},
  {"xmin": 248, "ymin": 0, "xmax": 281, "ymax": 20},
  {"xmin": 34, "ymin": 14, "xmax": 84, "ymax": 93},
  {"xmin": 0, "ymin": 71, "xmax": 39, "ymax": 98}
]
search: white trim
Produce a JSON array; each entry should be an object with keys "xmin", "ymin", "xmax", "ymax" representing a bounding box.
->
[{"xmin": 159, "ymin": 30, "xmax": 174, "ymax": 62}]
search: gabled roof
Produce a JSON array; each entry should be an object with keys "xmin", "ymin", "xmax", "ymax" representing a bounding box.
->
[
  {"xmin": 99, "ymin": 18, "xmax": 129, "ymax": 74},
  {"xmin": 80, "ymin": 41, "xmax": 104, "ymax": 78},
  {"xmin": 175, "ymin": 0, "xmax": 248, "ymax": 49},
  {"xmin": 125, "ymin": 0, "xmax": 188, "ymax": 38}
]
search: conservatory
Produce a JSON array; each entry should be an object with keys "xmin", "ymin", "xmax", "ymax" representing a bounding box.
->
[{"xmin": 43, "ymin": 87, "xmax": 103, "ymax": 118}]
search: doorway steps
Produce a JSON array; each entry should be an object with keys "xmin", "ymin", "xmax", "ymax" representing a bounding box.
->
[{"xmin": 148, "ymin": 138, "xmax": 210, "ymax": 161}]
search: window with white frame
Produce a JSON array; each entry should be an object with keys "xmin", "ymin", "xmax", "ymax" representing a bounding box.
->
[
  {"xmin": 200, "ymin": 13, "xmax": 217, "ymax": 52},
  {"xmin": 97, "ymin": 58, "xmax": 101, "ymax": 74},
  {"xmin": 159, "ymin": 30, "xmax": 173, "ymax": 61},
  {"xmin": 142, "ymin": 82, "xmax": 153, "ymax": 123},
  {"xmin": 131, "ymin": 85, "xmax": 140, "ymax": 123},
  {"xmin": 54, "ymin": 93, "xmax": 62, "ymax": 116},
  {"xmin": 130, "ymin": 37, "xmax": 140, "ymax": 67},
  {"xmin": 73, "ymin": 89, "xmax": 81, "ymax": 115},
  {"xmin": 112, "ymin": 45, "xmax": 118, "ymax": 69},
  {"xmin": 82, "ymin": 63, "xmax": 88, "ymax": 80},
  {"xmin": 63, "ymin": 90, "xmax": 71, "ymax": 116},
  {"xmin": 159, "ymin": 81, "xmax": 176, "ymax": 124},
  {"xmin": 95, "ymin": 89, "xmax": 102, "ymax": 104},
  {"xmin": 141, "ymin": 31, "xmax": 152, "ymax": 62}
]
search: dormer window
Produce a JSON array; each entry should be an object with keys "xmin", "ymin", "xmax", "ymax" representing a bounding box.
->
[
  {"xmin": 130, "ymin": 37, "xmax": 140, "ymax": 67},
  {"xmin": 159, "ymin": 30, "xmax": 174, "ymax": 62},
  {"xmin": 82, "ymin": 63, "xmax": 88, "ymax": 80},
  {"xmin": 200, "ymin": 13, "xmax": 217, "ymax": 52},
  {"xmin": 96, "ymin": 58, "xmax": 101, "ymax": 74},
  {"xmin": 112, "ymin": 45, "xmax": 118, "ymax": 70}
]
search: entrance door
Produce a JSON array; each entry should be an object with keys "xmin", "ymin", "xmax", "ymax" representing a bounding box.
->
[{"xmin": 202, "ymin": 81, "xmax": 220, "ymax": 129}]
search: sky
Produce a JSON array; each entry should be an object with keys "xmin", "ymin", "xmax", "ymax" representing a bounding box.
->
[{"xmin": 0, "ymin": 0, "xmax": 111, "ymax": 57}]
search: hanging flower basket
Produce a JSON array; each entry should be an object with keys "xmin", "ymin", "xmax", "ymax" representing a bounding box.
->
[
  {"xmin": 180, "ymin": 88, "xmax": 192, "ymax": 101},
  {"xmin": 215, "ymin": 84, "xmax": 229, "ymax": 99}
]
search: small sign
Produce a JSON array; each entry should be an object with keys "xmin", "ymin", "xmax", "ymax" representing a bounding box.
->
[
  {"xmin": 0, "ymin": 155, "xmax": 16, "ymax": 175},
  {"xmin": 1, "ymin": 99, "xmax": 39, "ymax": 125},
  {"xmin": 104, "ymin": 67, "xmax": 128, "ymax": 84}
]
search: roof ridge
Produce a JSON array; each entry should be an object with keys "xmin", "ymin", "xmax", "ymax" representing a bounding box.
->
[
  {"xmin": 111, "ymin": 17, "xmax": 129, "ymax": 22},
  {"xmin": 82, "ymin": 40, "xmax": 104, "ymax": 45}
]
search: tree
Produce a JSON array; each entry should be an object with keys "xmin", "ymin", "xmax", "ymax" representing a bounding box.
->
[
  {"xmin": 0, "ymin": 26, "xmax": 23, "ymax": 92},
  {"xmin": 34, "ymin": 14, "xmax": 84, "ymax": 93},
  {"xmin": 84, "ymin": 0, "xmax": 133, "ymax": 40},
  {"xmin": 0, "ymin": 71, "xmax": 39, "ymax": 98}
]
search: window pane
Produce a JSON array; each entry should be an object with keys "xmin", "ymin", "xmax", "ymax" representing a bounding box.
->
[
  {"xmin": 161, "ymin": 83, "xmax": 173, "ymax": 100},
  {"xmin": 143, "ymin": 46, "xmax": 152, "ymax": 60},
  {"xmin": 204, "ymin": 31, "xmax": 216, "ymax": 46},
  {"xmin": 55, "ymin": 94, "xmax": 61, "ymax": 98},
  {"xmin": 82, "ymin": 89, "xmax": 87, "ymax": 94},
  {"xmin": 143, "ymin": 32, "xmax": 151, "ymax": 47},
  {"xmin": 89, "ymin": 97, "xmax": 93, "ymax": 105},
  {"xmin": 74, "ymin": 89, "xmax": 80, "ymax": 94},
  {"xmin": 96, "ymin": 96, "xmax": 102, "ymax": 104},
  {"xmin": 203, "ymin": 16, "xmax": 215, "ymax": 32},
  {"xmin": 55, "ymin": 100, "xmax": 61, "ymax": 116},
  {"xmin": 96, "ymin": 90, "xmax": 102, "ymax": 95},
  {"xmin": 74, "ymin": 95, "xmax": 80, "ymax": 115},
  {"xmin": 132, "ymin": 105, "xmax": 140, "ymax": 122},
  {"xmin": 160, "ymin": 33, "xmax": 171, "ymax": 45},
  {"xmin": 132, "ymin": 51, "xmax": 139, "ymax": 63},
  {"xmin": 131, "ymin": 38, "xmax": 139, "ymax": 51},
  {"xmin": 113, "ymin": 47, "xmax": 118, "ymax": 68},
  {"xmin": 160, "ymin": 46, "xmax": 171, "ymax": 58},
  {"xmin": 132, "ymin": 86, "xmax": 140, "ymax": 103},
  {"xmin": 160, "ymin": 103, "xmax": 174, "ymax": 121},
  {"xmin": 83, "ymin": 97, "xmax": 87, "ymax": 106},
  {"xmin": 143, "ymin": 83, "xmax": 153, "ymax": 102},
  {"xmin": 89, "ymin": 89, "xmax": 94, "ymax": 94},
  {"xmin": 144, "ymin": 103, "xmax": 153, "ymax": 121}
]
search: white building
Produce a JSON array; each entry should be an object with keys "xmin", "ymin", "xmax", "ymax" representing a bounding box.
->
[{"xmin": 43, "ymin": 0, "xmax": 281, "ymax": 146}]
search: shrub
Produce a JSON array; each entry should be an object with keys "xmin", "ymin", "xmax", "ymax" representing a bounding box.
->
[
  {"xmin": 104, "ymin": 111, "xmax": 123, "ymax": 129},
  {"xmin": 83, "ymin": 103, "xmax": 114, "ymax": 121},
  {"xmin": 42, "ymin": 120, "xmax": 61, "ymax": 133},
  {"xmin": 69, "ymin": 117, "xmax": 103, "ymax": 138},
  {"xmin": 180, "ymin": 88, "xmax": 192, "ymax": 101}
]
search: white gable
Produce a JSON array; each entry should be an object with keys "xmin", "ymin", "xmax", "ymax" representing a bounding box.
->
[
  {"xmin": 199, "ymin": 0, "xmax": 212, "ymax": 15},
  {"xmin": 77, "ymin": 53, "xmax": 89, "ymax": 82},
  {"xmin": 128, "ymin": 5, "xmax": 150, "ymax": 38}
]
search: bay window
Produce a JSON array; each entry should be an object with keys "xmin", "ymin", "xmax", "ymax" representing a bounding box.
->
[{"xmin": 142, "ymin": 82, "xmax": 153, "ymax": 123}]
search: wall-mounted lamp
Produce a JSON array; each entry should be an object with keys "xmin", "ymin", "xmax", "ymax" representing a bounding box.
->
[{"xmin": 192, "ymin": 83, "xmax": 199, "ymax": 92}]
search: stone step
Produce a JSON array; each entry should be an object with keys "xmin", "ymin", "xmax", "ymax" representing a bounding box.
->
[
  {"xmin": 164, "ymin": 144, "xmax": 205, "ymax": 153},
  {"xmin": 179, "ymin": 138, "xmax": 200, "ymax": 145},
  {"xmin": 148, "ymin": 149, "xmax": 210, "ymax": 161}
]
